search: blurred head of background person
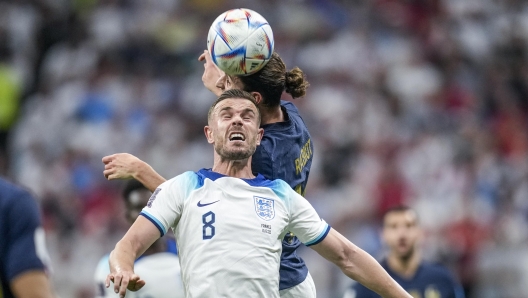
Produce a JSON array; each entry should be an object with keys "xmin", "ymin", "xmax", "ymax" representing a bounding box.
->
[{"xmin": 343, "ymin": 206, "xmax": 464, "ymax": 298}]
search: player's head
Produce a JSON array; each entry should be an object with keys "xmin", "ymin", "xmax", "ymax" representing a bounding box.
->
[
  {"xmin": 219, "ymin": 52, "xmax": 309, "ymax": 107},
  {"xmin": 205, "ymin": 89, "xmax": 264, "ymax": 161},
  {"xmin": 122, "ymin": 179, "xmax": 151, "ymax": 224},
  {"xmin": 381, "ymin": 206, "xmax": 421, "ymax": 260}
]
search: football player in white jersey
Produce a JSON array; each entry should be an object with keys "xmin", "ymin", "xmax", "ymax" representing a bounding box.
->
[
  {"xmin": 94, "ymin": 179, "xmax": 184, "ymax": 298},
  {"xmin": 105, "ymin": 89, "xmax": 412, "ymax": 298}
]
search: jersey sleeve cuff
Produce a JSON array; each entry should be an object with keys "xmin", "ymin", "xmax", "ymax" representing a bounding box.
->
[
  {"xmin": 140, "ymin": 211, "xmax": 167, "ymax": 237},
  {"xmin": 304, "ymin": 224, "xmax": 331, "ymax": 247}
]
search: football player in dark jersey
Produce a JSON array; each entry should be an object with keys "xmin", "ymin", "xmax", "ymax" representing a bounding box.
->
[
  {"xmin": 343, "ymin": 206, "xmax": 464, "ymax": 298},
  {"xmin": 102, "ymin": 51, "xmax": 316, "ymax": 297},
  {"xmin": 0, "ymin": 178, "xmax": 54, "ymax": 298}
]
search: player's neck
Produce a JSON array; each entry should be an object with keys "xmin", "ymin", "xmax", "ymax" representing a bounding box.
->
[
  {"xmin": 212, "ymin": 157, "xmax": 255, "ymax": 179},
  {"xmin": 260, "ymin": 104, "xmax": 284, "ymax": 125},
  {"xmin": 387, "ymin": 250, "xmax": 421, "ymax": 279}
]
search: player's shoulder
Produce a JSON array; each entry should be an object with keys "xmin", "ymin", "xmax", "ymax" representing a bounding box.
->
[
  {"xmin": 162, "ymin": 171, "xmax": 204, "ymax": 191},
  {"xmin": 0, "ymin": 178, "xmax": 33, "ymax": 202},
  {"xmin": 420, "ymin": 261, "xmax": 457, "ymax": 281},
  {"xmin": 254, "ymin": 177, "xmax": 298, "ymax": 203},
  {"xmin": 0, "ymin": 178, "xmax": 39, "ymax": 218}
]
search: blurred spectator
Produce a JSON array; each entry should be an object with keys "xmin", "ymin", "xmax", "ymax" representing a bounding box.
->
[
  {"xmin": 0, "ymin": 177, "xmax": 54, "ymax": 298},
  {"xmin": 0, "ymin": 41, "xmax": 21, "ymax": 175},
  {"xmin": 343, "ymin": 206, "xmax": 464, "ymax": 298}
]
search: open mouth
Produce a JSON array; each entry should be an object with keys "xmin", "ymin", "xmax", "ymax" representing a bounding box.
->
[{"xmin": 229, "ymin": 132, "xmax": 246, "ymax": 141}]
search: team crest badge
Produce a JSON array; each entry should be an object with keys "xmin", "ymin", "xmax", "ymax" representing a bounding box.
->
[{"xmin": 254, "ymin": 196, "xmax": 275, "ymax": 221}]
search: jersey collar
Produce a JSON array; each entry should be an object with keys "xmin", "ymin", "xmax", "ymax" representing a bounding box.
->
[{"xmin": 197, "ymin": 168, "xmax": 268, "ymax": 186}]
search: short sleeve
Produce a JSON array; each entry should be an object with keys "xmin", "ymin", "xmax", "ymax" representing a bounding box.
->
[
  {"xmin": 140, "ymin": 172, "xmax": 200, "ymax": 237},
  {"xmin": 5, "ymin": 190, "xmax": 47, "ymax": 281},
  {"xmin": 284, "ymin": 186, "xmax": 330, "ymax": 246}
]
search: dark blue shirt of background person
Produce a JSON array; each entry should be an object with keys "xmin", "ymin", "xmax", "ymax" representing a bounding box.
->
[
  {"xmin": 0, "ymin": 178, "xmax": 49, "ymax": 298},
  {"xmin": 346, "ymin": 259, "xmax": 465, "ymax": 298},
  {"xmin": 251, "ymin": 100, "xmax": 314, "ymax": 291}
]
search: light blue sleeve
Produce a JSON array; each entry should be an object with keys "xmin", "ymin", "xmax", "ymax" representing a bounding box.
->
[{"xmin": 140, "ymin": 171, "xmax": 201, "ymax": 236}]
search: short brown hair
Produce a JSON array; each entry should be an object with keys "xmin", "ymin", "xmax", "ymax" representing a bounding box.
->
[
  {"xmin": 382, "ymin": 205, "xmax": 419, "ymax": 225},
  {"xmin": 207, "ymin": 89, "xmax": 261, "ymax": 125}
]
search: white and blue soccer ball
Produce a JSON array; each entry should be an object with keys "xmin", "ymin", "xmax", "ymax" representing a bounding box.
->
[{"xmin": 207, "ymin": 8, "xmax": 274, "ymax": 76}]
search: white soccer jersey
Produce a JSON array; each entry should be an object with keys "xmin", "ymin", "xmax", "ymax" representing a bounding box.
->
[
  {"xmin": 140, "ymin": 169, "xmax": 330, "ymax": 298},
  {"xmin": 94, "ymin": 252, "xmax": 184, "ymax": 298}
]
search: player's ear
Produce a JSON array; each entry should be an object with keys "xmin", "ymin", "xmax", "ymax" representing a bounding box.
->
[
  {"xmin": 251, "ymin": 92, "xmax": 263, "ymax": 105},
  {"xmin": 204, "ymin": 126, "xmax": 214, "ymax": 144},
  {"xmin": 215, "ymin": 74, "xmax": 227, "ymax": 91},
  {"xmin": 256, "ymin": 128, "xmax": 264, "ymax": 146}
]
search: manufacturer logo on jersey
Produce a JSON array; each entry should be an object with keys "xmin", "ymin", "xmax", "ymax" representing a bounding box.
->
[
  {"xmin": 254, "ymin": 196, "xmax": 275, "ymax": 221},
  {"xmin": 197, "ymin": 200, "xmax": 219, "ymax": 207},
  {"xmin": 147, "ymin": 188, "xmax": 161, "ymax": 207}
]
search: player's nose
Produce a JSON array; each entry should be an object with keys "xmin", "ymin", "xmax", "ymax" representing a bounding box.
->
[
  {"xmin": 231, "ymin": 119, "xmax": 243, "ymax": 127},
  {"xmin": 231, "ymin": 114, "xmax": 243, "ymax": 126}
]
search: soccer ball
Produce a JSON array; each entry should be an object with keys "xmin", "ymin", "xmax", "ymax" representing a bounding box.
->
[{"xmin": 207, "ymin": 8, "xmax": 274, "ymax": 76}]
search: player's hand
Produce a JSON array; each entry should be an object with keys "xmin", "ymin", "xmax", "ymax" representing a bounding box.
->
[
  {"xmin": 102, "ymin": 153, "xmax": 144, "ymax": 180},
  {"xmin": 106, "ymin": 271, "xmax": 145, "ymax": 297},
  {"xmin": 198, "ymin": 50, "xmax": 225, "ymax": 97}
]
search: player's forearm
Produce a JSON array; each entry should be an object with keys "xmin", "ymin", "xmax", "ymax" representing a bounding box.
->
[
  {"xmin": 109, "ymin": 239, "xmax": 137, "ymax": 275},
  {"xmin": 313, "ymin": 229, "xmax": 410, "ymax": 298},
  {"xmin": 11, "ymin": 271, "xmax": 55, "ymax": 298},
  {"xmin": 340, "ymin": 246, "xmax": 410, "ymax": 298},
  {"xmin": 133, "ymin": 162, "xmax": 166, "ymax": 192}
]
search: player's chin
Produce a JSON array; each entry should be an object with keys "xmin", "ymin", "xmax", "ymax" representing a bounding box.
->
[
  {"xmin": 396, "ymin": 247, "xmax": 414, "ymax": 259},
  {"xmin": 222, "ymin": 147, "xmax": 253, "ymax": 160}
]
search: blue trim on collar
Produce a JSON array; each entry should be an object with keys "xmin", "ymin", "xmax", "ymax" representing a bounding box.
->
[{"xmin": 197, "ymin": 168, "xmax": 269, "ymax": 187}]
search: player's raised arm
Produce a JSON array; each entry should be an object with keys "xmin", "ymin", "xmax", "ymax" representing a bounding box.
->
[
  {"xmin": 102, "ymin": 153, "xmax": 166, "ymax": 192},
  {"xmin": 310, "ymin": 229, "xmax": 411, "ymax": 298},
  {"xmin": 198, "ymin": 50, "xmax": 226, "ymax": 96},
  {"xmin": 107, "ymin": 216, "xmax": 160, "ymax": 297}
]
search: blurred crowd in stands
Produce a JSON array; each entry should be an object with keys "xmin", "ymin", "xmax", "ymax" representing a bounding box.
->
[{"xmin": 1, "ymin": 0, "xmax": 527, "ymax": 297}]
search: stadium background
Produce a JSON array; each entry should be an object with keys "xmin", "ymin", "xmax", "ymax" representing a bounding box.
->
[{"xmin": 1, "ymin": 0, "xmax": 528, "ymax": 297}]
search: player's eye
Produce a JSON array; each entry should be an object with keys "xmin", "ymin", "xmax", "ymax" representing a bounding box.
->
[{"xmin": 219, "ymin": 112, "xmax": 231, "ymax": 119}]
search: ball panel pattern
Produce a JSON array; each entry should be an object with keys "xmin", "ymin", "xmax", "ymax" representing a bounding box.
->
[{"xmin": 207, "ymin": 8, "xmax": 274, "ymax": 75}]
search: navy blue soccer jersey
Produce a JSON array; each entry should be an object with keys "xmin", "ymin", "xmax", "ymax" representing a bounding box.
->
[
  {"xmin": 346, "ymin": 259, "xmax": 465, "ymax": 298},
  {"xmin": 0, "ymin": 178, "xmax": 47, "ymax": 298},
  {"xmin": 252, "ymin": 100, "xmax": 314, "ymax": 290}
]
